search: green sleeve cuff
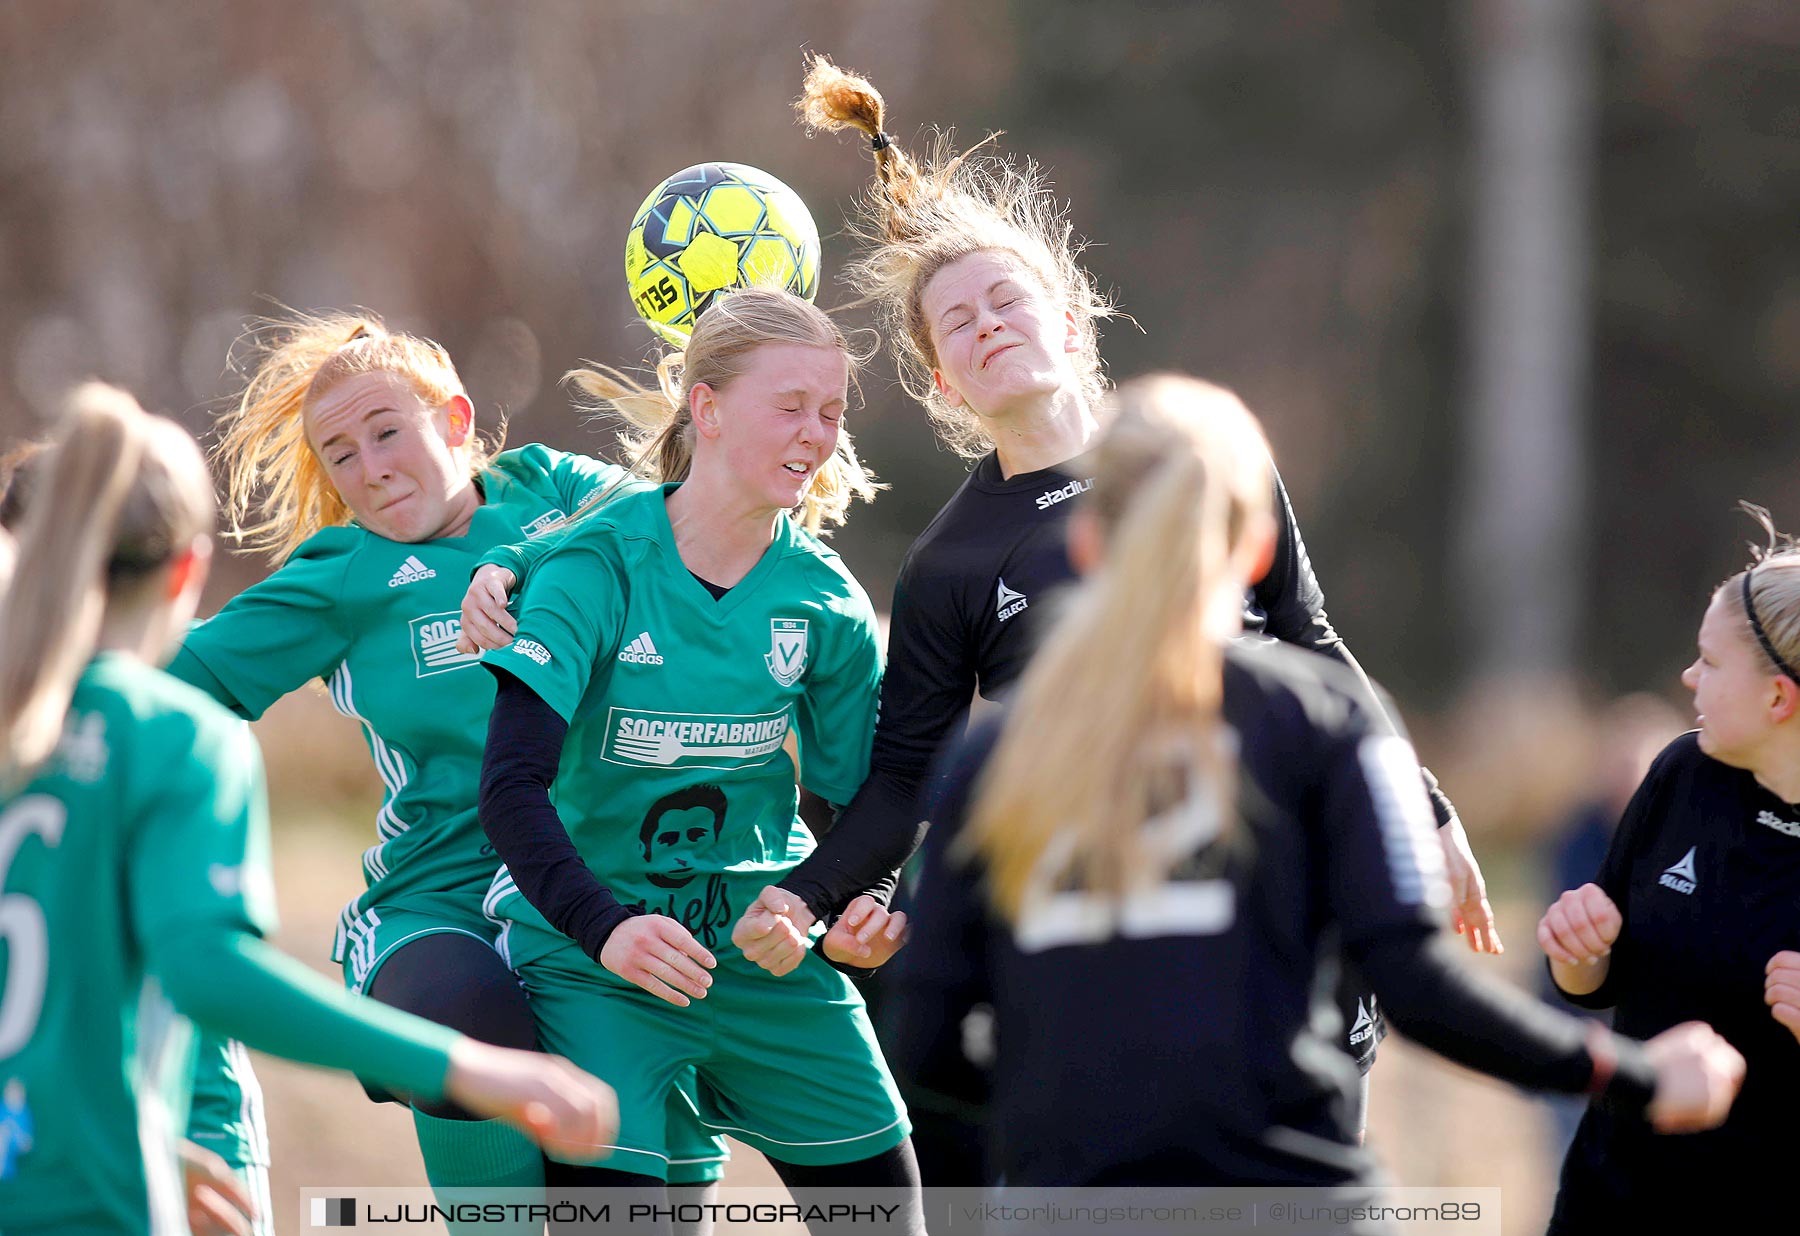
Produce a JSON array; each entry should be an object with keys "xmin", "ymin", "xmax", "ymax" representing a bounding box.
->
[
  {"xmin": 155, "ymin": 930, "xmax": 457, "ymax": 1104},
  {"xmin": 476, "ymin": 540, "xmax": 531, "ymax": 582}
]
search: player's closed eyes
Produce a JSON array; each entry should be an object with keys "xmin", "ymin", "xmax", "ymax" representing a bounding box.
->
[{"xmin": 329, "ymin": 427, "xmax": 400, "ymax": 467}]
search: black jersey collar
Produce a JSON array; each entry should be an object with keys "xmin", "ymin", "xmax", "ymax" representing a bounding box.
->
[{"xmin": 969, "ymin": 449, "xmax": 1088, "ymax": 495}]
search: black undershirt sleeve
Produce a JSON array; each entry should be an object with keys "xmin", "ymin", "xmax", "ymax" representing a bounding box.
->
[
  {"xmin": 1256, "ymin": 466, "xmax": 1341, "ymax": 660},
  {"xmin": 1353, "ymin": 931, "xmax": 1657, "ymax": 1113},
  {"xmin": 781, "ymin": 769, "xmax": 917, "ymax": 921},
  {"xmin": 795, "ymin": 793, "xmax": 896, "ymax": 982},
  {"xmin": 1323, "ymin": 702, "xmax": 1655, "ymax": 1112},
  {"xmin": 478, "ymin": 667, "xmax": 638, "ymax": 962},
  {"xmin": 779, "ymin": 563, "xmax": 968, "ymax": 920}
]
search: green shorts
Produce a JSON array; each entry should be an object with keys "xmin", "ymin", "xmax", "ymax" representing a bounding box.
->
[
  {"xmin": 516, "ymin": 929, "xmax": 910, "ymax": 1180},
  {"xmin": 334, "ymin": 890, "xmax": 499, "ymax": 994},
  {"xmin": 338, "ymin": 891, "xmax": 731, "ymax": 1184}
]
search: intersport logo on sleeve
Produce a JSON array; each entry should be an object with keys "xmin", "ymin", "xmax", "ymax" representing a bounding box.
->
[{"xmin": 601, "ymin": 707, "xmax": 790, "ymax": 770}]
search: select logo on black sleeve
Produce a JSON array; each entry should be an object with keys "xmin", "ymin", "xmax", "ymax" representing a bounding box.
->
[
  {"xmin": 1658, "ymin": 846, "xmax": 1699, "ymax": 895},
  {"xmin": 995, "ymin": 578, "xmax": 1029, "ymax": 623}
]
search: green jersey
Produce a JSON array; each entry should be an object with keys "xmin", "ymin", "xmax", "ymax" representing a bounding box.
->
[
  {"xmin": 483, "ymin": 485, "xmax": 882, "ymax": 955},
  {"xmin": 0, "ymin": 654, "xmax": 276, "ymax": 1235},
  {"xmin": 169, "ymin": 446, "xmax": 638, "ymax": 983}
]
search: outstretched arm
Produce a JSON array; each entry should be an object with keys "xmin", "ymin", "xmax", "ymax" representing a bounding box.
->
[
  {"xmin": 778, "ymin": 564, "xmax": 976, "ymax": 920},
  {"xmin": 1255, "ymin": 465, "xmax": 1500, "ymax": 952}
]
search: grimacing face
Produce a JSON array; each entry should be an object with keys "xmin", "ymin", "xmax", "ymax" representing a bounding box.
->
[
  {"xmin": 306, "ymin": 370, "xmax": 479, "ymax": 543},
  {"xmin": 921, "ymin": 249, "xmax": 1080, "ymax": 419},
  {"xmin": 692, "ymin": 341, "xmax": 848, "ymax": 516}
]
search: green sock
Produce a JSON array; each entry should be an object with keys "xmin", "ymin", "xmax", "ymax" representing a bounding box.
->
[{"xmin": 412, "ymin": 1111, "xmax": 544, "ymax": 1236}]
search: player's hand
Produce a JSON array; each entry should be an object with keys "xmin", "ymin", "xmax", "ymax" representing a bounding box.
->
[
  {"xmin": 1765, "ymin": 951, "xmax": 1800, "ymax": 1044},
  {"xmin": 1536, "ymin": 883, "xmax": 1622, "ymax": 966},
  {"xmin": 179, "ymin": 1140, "xmax": 256, "ymax": 1236},
  {"xmin": 445, "ymin": 1039, "xmax": 619, "ymax": 1163},
  {"xmin": 733, "ymin": 885, "xmax": 812, "ymax": 977},
  {"xmin": 600, "ymin": 915, "xmax": 716, "ymax": 1006},
  {"xmin": 1642, "ymin": 1021, "xmax": 1744, "ymax": 1133},
  {"xmin": 456, "ymin": 564, "xmax": 518, "ymax": 654},
  {"xmin": 821, "ymin": 895, "xmax": 909, "ymax": 969},
  {"xmin": 1439, "ymin": 817, "xmax": 1502, "ymax": 954}
]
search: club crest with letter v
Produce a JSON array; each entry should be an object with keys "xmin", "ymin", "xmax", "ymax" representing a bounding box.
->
[{"xmin": 765, "ymin": 618, "xmax": 809, "ymax": 687}]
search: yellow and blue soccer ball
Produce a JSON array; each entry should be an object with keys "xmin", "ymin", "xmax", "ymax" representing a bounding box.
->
[{"xmin": 625, "ymin": 162, "xmax": 822, "ymax": 346}]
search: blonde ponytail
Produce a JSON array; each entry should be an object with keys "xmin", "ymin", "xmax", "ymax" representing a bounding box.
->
[
  {"xmin": 0, "ymin": 384, "xmax": 213, "ymax": 780},
  {"xmin": 797, "ymin": 53, "xmax": 1114, "ymax": 458},
  {"xmin": 963, "ymin": 375, "xmax": 1272, "ymax": 922}
]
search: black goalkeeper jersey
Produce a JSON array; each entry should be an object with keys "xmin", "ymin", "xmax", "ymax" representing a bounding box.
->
[
  {"xmin": 1550, "ymin": 732, "xmax": 1800, "ymax": 1231},
  {"xmin": 782, "ymin": 449, "xmax": 1385, "ymax": 917},
  {"xmin": 894, "ymin": 641, "xmax": 1649, "ymax": 1187},
  {"xmin": 779, "ymin": 449, "xmax": 1436, "ymax": 1071}
]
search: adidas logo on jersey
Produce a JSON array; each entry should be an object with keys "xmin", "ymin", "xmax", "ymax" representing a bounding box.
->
[
  {"xmin": 1757, "ymin": 810, "xmax": 1800, "ymax": 839},
  {"xmin": 1035, "ymin": 477, "xmax": 1094, "ymax": 511},
  {"xmin": 1349, "ymin": 997, "xmax": 1378, "ymax": 1046},
  {"xmin": 618, "ymin": 632, "xmax": 665, "ymax": 665},
  {"xmin": 996, "ymin": 578, "xmax": 1029, "ymax": 623},
  {"xmin": 387, "ymin": 555, "xmax": 437, "ymax": 588},
  {"xmin": 1658, "ymin": 846, "xmax": 1698, "ymax": 895}
]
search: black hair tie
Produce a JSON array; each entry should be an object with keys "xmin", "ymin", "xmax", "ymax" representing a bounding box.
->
[
  {"xmin": 870, "ymin": 131, "xmax": 892, "ymax": 152},
  {"xmin": 1742, "ymin": 569, "xmax": 1799, "ymax": 681}
]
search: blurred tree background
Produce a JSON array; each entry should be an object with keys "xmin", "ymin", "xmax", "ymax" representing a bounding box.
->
[
  {"xmin": 3, "ymin": 0, "xmax": 1797, "ymax": 700},
  {"xmin": 2, "ymin": 2, "xmax": 1797, "ymax": 1231}
]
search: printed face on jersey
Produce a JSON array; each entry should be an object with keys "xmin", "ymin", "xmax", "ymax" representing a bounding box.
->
[
  {"xmin": 692, "ymin": 343, "xmax": 847, "ymax": 514},
  {"xmin": 639, "ymin": 784, "xmax": 728, "ymax": 889},
  {"xmin": 306, "ymin": 370, "xmax": 480, "ymax": 543},
  {"xmin": 1681, "ymin": 586, "xmax": 1781, "ymax": 766},
  {"xmin": 922, "ymin": 250, "xmax": 1080, "ymax": 419}
]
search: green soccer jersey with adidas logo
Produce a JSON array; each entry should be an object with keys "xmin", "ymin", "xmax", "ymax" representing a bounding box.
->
[
  {"xmin": 483, "ymin": 484, "xmax": 882, "ymax": 956},
  {"xmin": 167, "ymin": 445, "xmax": 640, "ymax": 982},
  {"xmin": 0, "ymin": 654, "xmax": 276, "ymax": 1235}
]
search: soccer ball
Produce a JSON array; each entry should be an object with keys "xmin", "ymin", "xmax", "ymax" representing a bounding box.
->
[{"xmin": 624, "ymin": 162, "xmax": 822, "ymax": 346}]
